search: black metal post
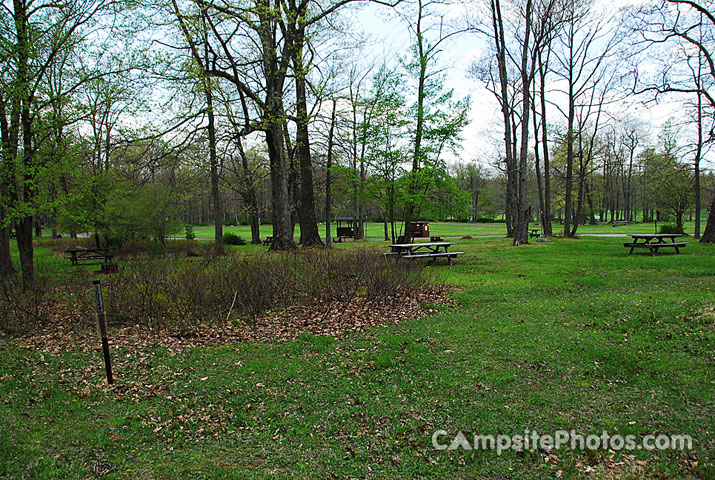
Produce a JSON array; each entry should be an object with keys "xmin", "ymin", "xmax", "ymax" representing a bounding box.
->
[{"xmin": 93, "ymin": 280, "xmax": 113, "ymax": 384}]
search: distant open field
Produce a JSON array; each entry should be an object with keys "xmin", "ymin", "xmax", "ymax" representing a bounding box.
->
[{"xmin": 188, "ymin": 219, "xmax": 703, "ymax": 240}]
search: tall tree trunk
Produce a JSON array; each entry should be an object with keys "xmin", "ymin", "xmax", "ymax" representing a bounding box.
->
[
  {"xmin": 236, "ymin": 138, "xmax": 261, "ymax": 244},
  {"xmin": 16, "ymin": 216, "xmax": 33, "ymax": 289},
  {"xmin": 694, "ymin": 89, "xmax": 703, "ymax": 238},
  {"xmin": 0, "ymin": 99, "xmax": 16, "ymax": 277},
  {"xmin": 292, "ymin": 26, "xmax": 322, "ymax": 247},
  {"xmin": 13, "ymin": 0, "xmax": 35, "ymax": 287},
  {"xmin": 206, "ymin": 84, "xmax": 224, "ymax": 255},
  {"xmin": 0, "ymin": 212, "xmax": 13, "ymax": 277},
  {"xmin": 491, "ymin": 0, "xmax": 516, "ymax": 238},
  {"xmin": 700, "ymin": 195, "xmax": 715, "ymax": 243},
  {"xmin": 325, "ymin": 100, "xmax": 336, "ymax": 247},
  {"xmin": 513, "ymin": 0, "xmax": 533, "ymax": 246},
  {"xmin": 532, "ymin": 91, "xmax": 545, "ymax": 234},
  {"xmin": 266, "ymin": 120, "xmax": 295, "ymax": 251},
  {"xmin": 402, "ymin": 0, "xmax": 428, "ymax": 241},
  {"xmin": 538, "ymin": 50, "xmax": 552, "ymax": 236}
]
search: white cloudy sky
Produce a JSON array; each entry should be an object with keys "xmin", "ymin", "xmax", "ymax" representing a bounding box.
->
[{"xmin": 349, "ymin": 0, "xmax": 711, "ymax": 170}]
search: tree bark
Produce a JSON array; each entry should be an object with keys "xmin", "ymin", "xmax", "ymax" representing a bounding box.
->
[
  {"xmin": 325, "ymin": 100, "xmax": 336, "ymax": 247},
  {"xmin": 700, "ymin": 195, "xmax": 715, "ymax": 242},
  {"xmin": 292, "ymin": 25, "xmax": 322, "ymax": 247},
  {"xmin": 513, "ymin": 0, "xmax": 533, "ymax": 246},
  {"xmin": 538, "ymin": 49, "xmax": 552, "ymax": 236},
  {"xmin": 266, "ymin": 121, "xmax": 295, "ymax": 251},
  {"xmin": 0, "ymin": 213, "xmax": 13, "ymax": 277},
  {"xmin": 0, "ymin": 99, "xmax": 16, "ymax": 277},
  {"xmin": 491, "ymin": 0, "xmax": 516, "ymax": 238},
  {"xmin": 694, "ymin": 88, "xmax": 703, "ymax": 238},
  {"xmin": 206, "ymin": 84, "xmax": 224, "ymax": 255}
]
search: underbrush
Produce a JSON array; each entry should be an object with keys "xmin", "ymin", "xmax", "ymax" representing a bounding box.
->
[
  {"xmin": 35, "ymin": 237, "xmax": 214, "ymax": 258},
  {"xmin": 1, "ymin": 248, "xmax": 428, "ymax": 335}
]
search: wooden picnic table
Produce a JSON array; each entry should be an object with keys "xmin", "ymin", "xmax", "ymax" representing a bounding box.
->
[
  {"xmin": 65, "ymin": 248, "xmax": 113, "ymax": 266},
  {"xmin": 386, "ymin": 241, "xmax": 464, "ymax": 265},
  {"xmin": 623, "ymin": 234, "xmax": 689, "ymax": 256}
]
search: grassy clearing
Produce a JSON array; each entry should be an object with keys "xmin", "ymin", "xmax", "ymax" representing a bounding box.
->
[
  {"xmin": 1, "ymin": 237, "xmax": 713, "ymax": 478},
  {"xmin": 188, "ymin": 219, "xmax": 704, "ymax": 240}
]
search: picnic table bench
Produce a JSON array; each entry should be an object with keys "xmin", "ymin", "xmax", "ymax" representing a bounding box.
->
[
  {"xmin": 65, "ymin": 248, "xmax": 114, "ymax": 266},
  {"xmin": 263, "ymin": 236, "xmax": 273, "ymax": 246},
  {"xmin": 385, "ymin": 241, "xmax": 463, "ymax": 265},
  {"xmin": 623, "ymin": 234, "xmax": 689, "ymax": 256},
  {"xmin": 529, "ymin": 228, "xmax": 540, "ymax": 238},
  {"xmin": 613, "ymin": 220, "xmax": 628, "ymax": 227}
]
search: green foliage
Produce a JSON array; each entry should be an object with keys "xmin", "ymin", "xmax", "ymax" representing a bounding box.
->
[
  {"xmin": 659, "ymin": 224, "xmax": 684, "ymax": 234},
  {"xmin": 184, "ymin": 224, "xmax": 196, "ymax": 240},
  {"xmin": 57, "ymin": 171, "xmax": 119, "ymax": 235},
  {"xmin": 640, "ymin": 146, "xmax": 694, "ymax": 227},
  {"xmin": 222, "ymin": 232, "xmax": 246, "ymax": 245},
  {"xmin": 100, "ymin": 184, "xmax": 181, "ymax": 245}
]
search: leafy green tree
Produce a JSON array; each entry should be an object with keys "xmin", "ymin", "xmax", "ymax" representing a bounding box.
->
[
  {"xmin": 100, "ymin": 184, "xmax": 182, "ymax": 247},
  {"xmin": 641, "ymin": 147, "xmax": 694, "ymax": 233},
  {"xmin": 400, "ymin": 0, "xmax": 470, "ymax": 238},
  {"xmin": 361, "ymin": 65, "xmax": 409, "ymax": 242}
]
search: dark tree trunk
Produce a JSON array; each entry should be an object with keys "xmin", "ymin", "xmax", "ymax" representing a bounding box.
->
[
  {"xmin": 206, "ymin": 85, "xmax": 224, "ymax": 255},
  {"xmin": 491, "ymin": 0, "xmax": 516, "ymax": 238},
  {"xmin": 533, "ymin": 100, "xmax": 545, "ymax": 234},
  {"xmin": 16, "ymin": 216, "xmax": 33, "ymax": 290},
  {"xmin": 701, "ymin": 196, "xmax": 715, "ymax": 243},
  {"xmin": 694, "ymin": 89, "xmax": 703, "ymax": 238},
  {"xmin": 0, "ymin": 217, "xmax": 13, "ymax": 277},
  {"xmin": 292, "ymin": 26, "xmax": 322, "ymax": 247},
  {"xmin": 325, "ymin": 100, "xmax": 336, "ymax": 247},
  {"xmin": 235, "ymin": 138, "xmax": 261, "ymax": 244},
  {"xmin": 266, "ymin": 121, "xmax": 295, "ymax": 251},
  {"xmin": 538, "ymin": 51, "xmax": 553, "ymax": 236},
  {"xmin": 513, "ymin": 0, "xmax": 533, "ymax": 246}
]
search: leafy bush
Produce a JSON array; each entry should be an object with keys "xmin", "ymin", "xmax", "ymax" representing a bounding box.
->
[
  {"xmin": 100, "ymin": 184, "xmax": 181, "ymax": 245},
  {"xmin": 659, "ymin": 224, "xmax": 684, "ymax": 235},
  {"xmin": 223, "ymin": 232, "xmax": 246, "ymax": 245},
  {"xmin": 185, "ymin": 225, "xmax": 196, "ymax": 240}
]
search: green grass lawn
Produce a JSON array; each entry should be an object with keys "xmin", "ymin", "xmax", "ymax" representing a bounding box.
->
[
  {"xmin": 1, "ymin": 238, "xmax": 713, "ymax": 478},
  {"xmin": 190, "ymin": 219, "xmax": 704, "ymax": 241}
]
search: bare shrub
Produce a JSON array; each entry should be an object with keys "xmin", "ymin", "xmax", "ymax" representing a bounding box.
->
[
  {"xmin": 1, "ymin": 247, "xmax": 428, "ymax": 336},
  {"xmin": 92, "ymin": 248, "xmax": 426, "ymax": 333}
]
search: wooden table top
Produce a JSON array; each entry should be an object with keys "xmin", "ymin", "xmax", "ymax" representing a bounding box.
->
[
  {"xmin": 389, "ymin": 242, "xmax": 456, "ymax": 248},
  {"xmin": 629, "ymin": 234, "xmax": 681, "ymax": 239}
]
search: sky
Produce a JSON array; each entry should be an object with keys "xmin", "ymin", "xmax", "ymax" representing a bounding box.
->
[{"xmin": 350, "ymin": 0, "xmax": 713, "ymax": 172}]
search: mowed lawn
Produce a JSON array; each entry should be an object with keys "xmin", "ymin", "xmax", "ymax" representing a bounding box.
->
[
  {"xmin": 1, "ymin": 237, "xmax": 714, "ymax": 478},
  {"xmin": 190, "ymin": 219, "xmax": 705, "ymax": 240}
]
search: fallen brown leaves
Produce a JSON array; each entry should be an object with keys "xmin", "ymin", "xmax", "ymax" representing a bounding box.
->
[{"xmin": 14, "ymin": 284, "xmax": 458, "ymax": 354}]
